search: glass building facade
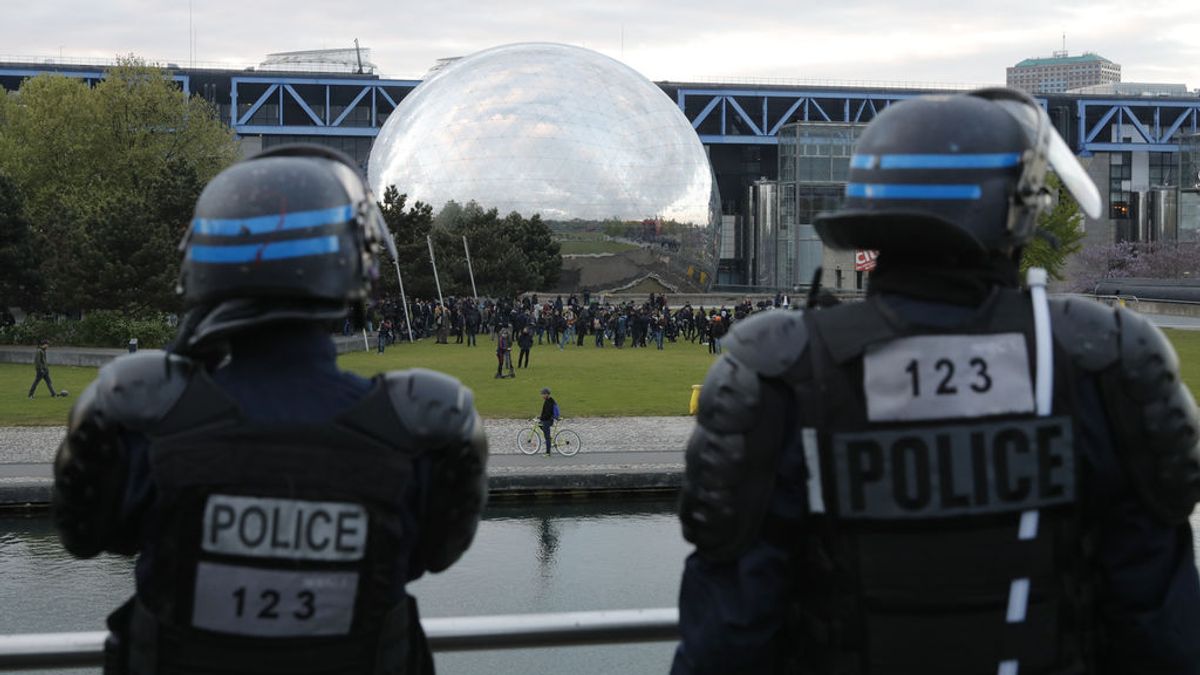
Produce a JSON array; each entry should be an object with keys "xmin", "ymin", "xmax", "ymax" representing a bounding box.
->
[
  {"xmin": 1181, "ymin": 134, "xmax": 1200, "ymax": 241},
  {"xmin": 748, "ymin": 122, "xmax": 862, "ymax": 288}
]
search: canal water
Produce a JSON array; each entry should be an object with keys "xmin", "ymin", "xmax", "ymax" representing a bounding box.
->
[{"xmin": 0, "ymin": 499, "xmax": 689, "ymax": 675}]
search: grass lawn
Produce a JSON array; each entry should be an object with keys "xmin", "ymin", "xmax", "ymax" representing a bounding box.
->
[
  {"xmin": 557, "ymin": 240, "xmax": 639, "ymax": 255},
  {"xmin": 339, "ymin": 337, "xmax": 715, "ymax": 418},
  {"xmin": 0, "ymin": 338, "xmax": 720, "ymax": 425},
  {"xmin": 3, "ymin": 329, "xmax": 1199, "ymax": 427},
  {"xmin": 1, "ymin": 365, "xmax": 103, "ymax": 426},
  {"xmin": 1164, "ymin": 329, "xmax": 1200, "ymax": 399}
]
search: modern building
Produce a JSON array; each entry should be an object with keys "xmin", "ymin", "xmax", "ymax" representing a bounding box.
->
[
  {"xmin": 747, "ymin": 122, "xmax": 864, "ymax": 290},
  {"xmin": 4, "ymin": 54, "xmax": 1200, "ymax": 289},
  {"xmin": 1006, "ymin": 52, "xmax": 1120, "ymax": 94},
  {"xmin": 1180, "ymin": 134, "xmax": 1200, "ymax": 241}
]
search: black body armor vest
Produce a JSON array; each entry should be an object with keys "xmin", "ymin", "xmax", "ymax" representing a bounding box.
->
[
  {"xmin": 790, "ymin": 290, "xmax": 1095, "ymax": 675},
  {"xmin": 115, "ymin": 372, "xmax": 428, "ymax": 675}
]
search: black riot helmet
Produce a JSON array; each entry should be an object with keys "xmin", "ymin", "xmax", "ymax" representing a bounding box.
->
[
  {"xmin": 814, "ymin": 88, "xmax": 1100, "ymax": 259},
  {"xmin": 178, "ymin": 144, "xmax": 395, "ymax": 310}
]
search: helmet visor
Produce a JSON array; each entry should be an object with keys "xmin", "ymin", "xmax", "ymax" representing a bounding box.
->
[{"xmin": 991, "ymin": 99, "xmax": 1102, "ymax": 219}]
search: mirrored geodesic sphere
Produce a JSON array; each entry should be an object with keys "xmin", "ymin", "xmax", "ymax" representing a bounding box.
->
[{"xmin": 368, "ymin": 42, "xmax": 719, "ymax": 292}]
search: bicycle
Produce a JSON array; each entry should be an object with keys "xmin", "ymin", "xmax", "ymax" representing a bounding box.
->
[{"xmin": 516, "ymin": 419, "xmax": 582, "ymax": 456}]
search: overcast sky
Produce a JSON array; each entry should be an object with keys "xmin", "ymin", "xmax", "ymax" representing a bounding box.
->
[{"xmin": 4, "ymin": 1, "xmax": 1198, "ymax": 88}]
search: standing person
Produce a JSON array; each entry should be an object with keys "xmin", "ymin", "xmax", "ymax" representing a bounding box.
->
[
  {"xmin": 708, "ymin": 315, "xmax": 725, "ymax": 354},
  {"xmin": 52, "ymin": 145, "xmax": 488, "ymax": 675},
  {"xmin": 496, "ymin": 327, "xmax": 515, "ymax": 379},
  {"xmin": 673, "ymin": 89, "xmax": 1200, "ymax": 674},
  {"xmin": 465, "ymin": 301, "xmax": 479, "ymax": 347},
  {"xmin": 496, "ymin": 327, "xmax": 510, "ymax": 378},
  {"xmin": 28, "ymin": 339, "xmax": 62, "ymax": 398},
  {"xmin": 538, "ymin": 387, "xmax": 560, "ymax": 456},
  {"xmin": 559, "ymin": 308, "xmax": 575, "ymax": 351},
  {"xmin": 435, "ymin": 304, "xmax": 449, "ymax": 344},
  {"xmin": 376, "ymin": 321, "xmax": 388, "ymax": 354},
  {"xmin": 517, "ymin": 326, "xmax": 533, "ymax": 368}
]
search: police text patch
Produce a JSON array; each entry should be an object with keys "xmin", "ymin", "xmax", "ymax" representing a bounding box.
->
[
  {"xmin": 202, "ymin": 495, "xmax": 368, "ymax": 562},
  {"xmin": 192, "ymin": 562, "xmax": 357, "ymax": 637},
  {"xmin": 863, "ymin": 334, "xmax": 1035, "ymax": 422},
  {"xmin": 830, "ymin": 417, "xmax": 1074, "ymax": 519}
]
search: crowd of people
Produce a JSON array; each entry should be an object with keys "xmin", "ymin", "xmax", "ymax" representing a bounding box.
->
[{"xmin": 362, "ymin": 291, "xmax": 796, "ymax": 358}]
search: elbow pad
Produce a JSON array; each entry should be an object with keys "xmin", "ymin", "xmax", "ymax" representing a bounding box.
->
[
  {"xmin": 52, "ymin": 351, "xmax": 192, "ymax": 557},
  {"xmin": 387, "ymin": 369, "xmax": 489, "ymax": 573},
  {"xmin": 680, "ymin": 311, "xmax": 806, "ymax": 562},
  {"xmin": 53, "ymin": 415, "xmax": 126, "ymax": 558},
  {"xmin": 1107, "ymin": 309, "xmax": 1200, "ymax": 522}
]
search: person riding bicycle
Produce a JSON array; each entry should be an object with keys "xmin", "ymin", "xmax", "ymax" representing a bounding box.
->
[{"xmin": 538, "ymin": 387, "xmax": 560, "ymax": 456}]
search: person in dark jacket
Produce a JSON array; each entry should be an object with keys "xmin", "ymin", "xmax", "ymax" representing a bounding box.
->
[
  {"xmin": 674, "ymin": 89, "xmax": 1200, "ymax": 675},
  {"xmin": 28, "ymin": 339, "xmax": 62, "ymax": 398},
  {"xmin": 517, "ymin": 326, "xmax": 534, "ymax": 368},
  {"xmin": 496, "ymin": 327, "xmax": 515, "ymax": 378},
  {"xmin": 538, "ymin": 387, "xmax": 559, "ymax": 456},
  {"xmin": 52, "ymin": 145, "xmax": 488, "ymax": 675}
]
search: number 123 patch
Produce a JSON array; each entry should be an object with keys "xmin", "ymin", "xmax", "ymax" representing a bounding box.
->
[{"xmin": 863, "ymin": 333, "xmax": 1035, "ymax": 422}]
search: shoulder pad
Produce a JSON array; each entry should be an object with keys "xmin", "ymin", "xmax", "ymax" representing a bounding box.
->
[
  {"xmin": 1105, "ymin": 308, "xmax": 1200, "ymax": 522},
  {"xmin": 1117, "ymin": 307, "xmax": 1182, "ymax": 401},
  {"xmin": 384, "ymin": 369, "xmax": 477, "ymax": 447},
  {"xmin": 697, "ymin": 353, "xmax": 762, "ymax": 435},
  {"xmin": 1049, "ymin": 297, "xmax": 1119, "ymax": 372},
  {"xmin": 723, "ymin": 310, "xmax": 808, "ymax": 379},
  {"xmin": 71, "ymin": 351, "xmax": 193, "ymax": 434}
]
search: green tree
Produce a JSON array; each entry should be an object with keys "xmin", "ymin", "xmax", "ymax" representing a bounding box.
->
[
  {"xmin": 0, "ymin": 57, "xmax": 239, "ymax": 312},
  {"xmin": 378, "ymin": 186, "xmax": 438, "ymax": 300},
  {"xmin": 506, "ymin": 212, "xmax": 562, "ymax": 289},
  {"xmin": 0, "ymin": 173, "xmax": 42, "ymax": 309},
  {"xmin": 379, "ymin": 190, "xmax": 563, "ymax": 299},
  {"xmin": 1021, "ymin": 173, "xmax": 1086, "ymax": 280}
]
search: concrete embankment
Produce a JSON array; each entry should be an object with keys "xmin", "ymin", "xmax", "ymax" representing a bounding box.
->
[{"xmin": 0, "ymin": 417, "xmax": 692, "ymax": 509}]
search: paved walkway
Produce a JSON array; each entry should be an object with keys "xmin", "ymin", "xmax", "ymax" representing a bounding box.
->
[
  {"xmin": 1141, "ymin": 313, "xmax": 1200, "ymax": 330},
  {"xmin": 0, "ymin": 417, "xmax": 693, "ymax": 506}
]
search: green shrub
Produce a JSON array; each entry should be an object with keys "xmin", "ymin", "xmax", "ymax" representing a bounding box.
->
[{"xmin": 0, "ymin": 311, "xmax": 176, "ymax": 348}]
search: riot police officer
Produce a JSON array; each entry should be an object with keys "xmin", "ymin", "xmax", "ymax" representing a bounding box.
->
[
  {"xmin": 674, "ymin": 88, "xmax": 1200, "ymax": 674},
  {"xmin": 52, "ymin": 144, "xmax": 488, "ymax": 674}
]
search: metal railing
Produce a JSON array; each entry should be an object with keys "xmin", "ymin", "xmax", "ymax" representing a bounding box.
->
[
  {"xmin": 1090, "ymin": 293, "xmax": 1141, "ymax": 309},
  {"xmin": 0, "ymin": 608, "xmax": 679, "ymax": 671}
]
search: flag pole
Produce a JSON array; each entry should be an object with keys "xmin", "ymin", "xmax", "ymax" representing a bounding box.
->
[
  {"xmin": 427, "ymin": 234, "xmax": 445, "ymax": 308},
  {"xmin": 463, "ymin": 235, "xmax": 478, "ymax": 300}
]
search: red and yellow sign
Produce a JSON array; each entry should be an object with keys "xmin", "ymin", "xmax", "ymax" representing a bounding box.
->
[{"xmin": 855, "ymin": 250, "xmax": 878, "ymax": 272}]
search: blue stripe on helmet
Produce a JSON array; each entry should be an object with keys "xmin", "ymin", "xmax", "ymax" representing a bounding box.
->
[
  {"xmin": 845, "ymin": 183, "xmax": 983, "ymax": 200},
  {"xmin": 850, "ymin": 154, "xmax": 875, "ymax": 169},
  {"xmin": 189, "ymin": 235, "xmax": 341, "ymax": 264},
  {"xmin": 191, "ymin": 204, "xmax": 355, "ymax": 237},
  {"xmin": 877, "ymin": 153, "xmax": 1023, "ymax": 170}
]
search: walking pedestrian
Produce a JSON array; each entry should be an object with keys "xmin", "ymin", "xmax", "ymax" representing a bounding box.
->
[{"xmin": 28, "ymin": 339, "xmax": 62, "ymax": 398}]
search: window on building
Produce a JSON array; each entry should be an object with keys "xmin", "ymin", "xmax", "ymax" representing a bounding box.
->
[
  {"xmin": 1149, "ymin": 152, "xmax": 1175, "ymax": 186},
  {"xmin": 1109, "ymin": 152, "xmax": 1132, "ymax": 219}
]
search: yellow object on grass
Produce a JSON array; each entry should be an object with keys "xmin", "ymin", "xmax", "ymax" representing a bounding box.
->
[{"xmin": 690, "ymin": 384, "xmax": 702, "ymax": 415}]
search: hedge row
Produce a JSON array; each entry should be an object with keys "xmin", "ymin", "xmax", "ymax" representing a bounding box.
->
[{"xmin": 0, "ymin": 311, "xmax": 176, "ymax": 349}]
